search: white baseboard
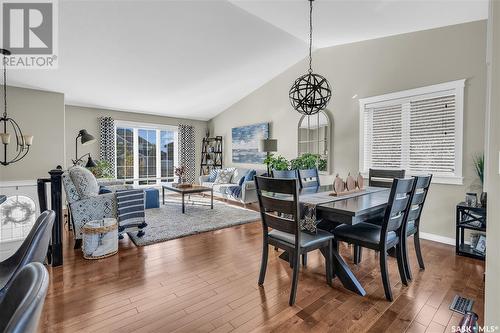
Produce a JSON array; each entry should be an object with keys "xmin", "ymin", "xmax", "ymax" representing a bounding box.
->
[{"xmin": 419, "ymin": 232, "xmax": 456, "ymax": 246}]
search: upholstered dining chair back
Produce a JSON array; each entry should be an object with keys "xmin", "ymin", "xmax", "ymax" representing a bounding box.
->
[
  {"xmin": 0, "ymin": 263, "xmax": 49, "ymax": 333},
  {"xmin": 368, "ymin": 169, "xmax": 406, "ymax": 188}
]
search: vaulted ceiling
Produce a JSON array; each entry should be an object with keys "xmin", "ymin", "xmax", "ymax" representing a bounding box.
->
[{"xmin": 7, "ymin": 0, "xmax": 488, "ymax": 120}]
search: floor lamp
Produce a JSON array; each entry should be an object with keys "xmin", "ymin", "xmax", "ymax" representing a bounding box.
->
[
  {"xmin": 73, "ymin": 129, "xmax": 97, "ymax": 167},
  {"xmin": 259, "ymin": 139, "xmax": 278, "ymax": 176}
]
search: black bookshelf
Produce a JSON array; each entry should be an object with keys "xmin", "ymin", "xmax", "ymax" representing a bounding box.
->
[
  {"xmin": 200, "ymin": 136, "xmax": 223, "ymax": 175},
  {"xmin": 456, "ymin": 202, "xmax": 486, "ymax": 260}
]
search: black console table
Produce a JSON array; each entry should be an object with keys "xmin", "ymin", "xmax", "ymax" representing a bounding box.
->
[{"xmin": 456, "ymin": 202, "xmax": 486, "ymax": 260}]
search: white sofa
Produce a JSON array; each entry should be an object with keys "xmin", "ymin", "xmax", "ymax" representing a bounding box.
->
[{"xmin": 199, "ymin": 168, "xmax": 266, "ymax": 204}]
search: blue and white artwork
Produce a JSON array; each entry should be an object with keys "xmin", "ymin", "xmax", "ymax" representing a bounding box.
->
[{"xmin": 232, "ymin": 123, "xmax": 269, "ymax": 164}]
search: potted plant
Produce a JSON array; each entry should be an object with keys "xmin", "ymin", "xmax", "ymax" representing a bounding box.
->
[
  {"xmin": 290, "ymin": 153, "xmax": 327, "ymax": 172},
  {"xmin": 473, "ymin": 154, "xmax": 486, "ymax": 207},
  {"xmin": 87, "ymin": 160, "xmax": 114, "ymax": 179},
  {"xmin": 263, "ymin": 154, "xmax": 290, "ymax": 172},
  {"xmin": 174, "ymin": 166, "xmax": 187, "ymax": 184}
]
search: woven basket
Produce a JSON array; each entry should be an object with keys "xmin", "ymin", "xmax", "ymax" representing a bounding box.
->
[{"xmin": 82, "ymin": 218, "xmax": 118, "ymax": 260}]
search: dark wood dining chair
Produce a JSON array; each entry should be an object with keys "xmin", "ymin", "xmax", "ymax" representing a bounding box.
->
[
  {"xmin": 332, "ymin": 177, "xmax": 415, "ymax": 301},
  {"xmin": 402, "ymin": 174, "xmax": 432, "ymax": 280},
  {"xmin": 298, "ymin": 168, "xmax": 320, "ymax": 188},
  {"xmin": 272, "ymin": 169, "xmax": 298, "ymax": 179},
  {"xmin": 254, "ymin": 176, "xmax": 334, "ymax": 305},
  {"xmin": 368, "ymin": 169, "xmax": 406, "ymax": 188},
  {"xmin": 352, "ymin": 168, "xmax": 406, "ymax": 264},
  {"xmin": 271, "ymin": 169, "xmax": 300, "ymax": 256}
]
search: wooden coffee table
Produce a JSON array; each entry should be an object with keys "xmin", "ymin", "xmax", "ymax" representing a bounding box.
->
[{"xmin": 162, "ymin": 183, "xmax": 213, "ymax": 214}]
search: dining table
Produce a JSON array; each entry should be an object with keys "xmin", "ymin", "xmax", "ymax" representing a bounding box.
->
[{"xmin": 279, "ymin": 185, "xmax": 391, "ymax": 296}]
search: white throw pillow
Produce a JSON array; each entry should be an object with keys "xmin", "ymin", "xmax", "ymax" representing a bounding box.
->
[{"xmin": 214, "ymin": 169, "xmax": 234, "ymax": 184}]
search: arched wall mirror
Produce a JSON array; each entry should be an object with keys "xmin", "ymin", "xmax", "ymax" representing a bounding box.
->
[{"xmin": 297, "ymin": 111, "xmax": 331, "ymax": 173}]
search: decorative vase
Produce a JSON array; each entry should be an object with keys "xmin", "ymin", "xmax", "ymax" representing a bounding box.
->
[
  {"xmin": 465, "ymin": 192, "xmax": 478, "ymax": 207},
  {"xmin": 333, "ymin": 174, "xmax": 344, "ymax": 193},
  {"xmin": 346, "ymin": 173, "xmax": 356, "ymax": 191},
  {"xmin": 480, "ymin": 192, "xmax": 487, "ymax": 208}
]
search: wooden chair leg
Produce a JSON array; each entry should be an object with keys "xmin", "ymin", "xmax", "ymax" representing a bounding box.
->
[
  {"xmin": 289, "ymin": 252, "xmax": 294, "ymax": 269},
  {"xmin": 289, "ymin": 250, "xmax": 301, "ymax": 305},
  {"xmin": 354, "ymin": 245, "xmax": 362, "ymax": 264},
  {"xmin": 402, "ymin": 235, "xmax": 412, "ymax": 281},
  {"xmin": 414, "ymin": 232, "xmax": 425, "ymax": 270},
  {"xmin": 396, "ymin": 242, "xmax": 408, "ymax": 286},
  {"xmin": 302, "ymin": 253, "xmax": 307, "ymax": 267},
  {"xmin": 258, "ymin": 240, "xmax": 269, "ymax": 286},
  {"xmin": 380, "ymin": 249, "xmax": 393, "ymax": 301},
  {"xmin": 325, "ymin": 241, "xmax": 333, "ymax": 286},
  {"xmin": 332, "ymin": 239, "xmax": 338, "ymax": 279}
]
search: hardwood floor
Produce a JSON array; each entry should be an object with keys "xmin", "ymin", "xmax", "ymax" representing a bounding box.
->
[{"xmin": 39, "ymin": 208, "xmax": 484, "ymax": 333}]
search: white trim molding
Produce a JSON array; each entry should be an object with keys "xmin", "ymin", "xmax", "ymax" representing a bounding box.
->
[
  {"xmin": 0, "ymin": 180, "xmax": 38, "ymax": 188},
  {"xmin": 359, "ymin": 79, "xmax": 465, "ymax": 185},
  {"xmin": 419, "ymin": 232, "xmax": 456, "ymax": 246}
]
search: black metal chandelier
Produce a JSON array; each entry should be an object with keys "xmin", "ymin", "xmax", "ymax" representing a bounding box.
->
[
  {"xmin": 1, "ymin": 48, "xmax": 33, "ymax": 166},
  {"xmin": 289, "ymin": 0, "xmax": 332, "ymax": 116}
]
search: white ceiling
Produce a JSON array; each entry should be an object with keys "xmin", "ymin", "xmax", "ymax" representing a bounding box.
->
[
  {"xmin": 231, "ymin": 0, "xmax": 489, "ymax": 48},
  {"xmin": 6, "ymin": 0, "xmax": 488, "ymax": 121}
]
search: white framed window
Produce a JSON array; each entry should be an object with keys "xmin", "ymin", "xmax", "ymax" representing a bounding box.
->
[
  {"xmin": 115, "ymin": 121, "xmax": 178, "ymax": 186},
  {"xmin": 359, "ymin": 79, "xmax": 465, "ymax": 185}
]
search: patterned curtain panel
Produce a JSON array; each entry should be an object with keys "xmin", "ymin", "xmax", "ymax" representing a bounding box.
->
[
  {"xmin": 99, "ymin": 117, "xmax": 116, "ymax": 177},
  {"xmin": 178, "ymin": 124, "xmax": 196, "ymax": 183}
]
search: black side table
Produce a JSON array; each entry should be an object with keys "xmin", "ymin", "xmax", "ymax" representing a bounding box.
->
[{"xmin": 456, "ymin": 202, "xmax": 486, "ymax": 260}]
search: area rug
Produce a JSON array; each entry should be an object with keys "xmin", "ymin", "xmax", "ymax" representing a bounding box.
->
[{"xmin": 127, "ymin": 196, "xmax": 260, "ymax": 246}]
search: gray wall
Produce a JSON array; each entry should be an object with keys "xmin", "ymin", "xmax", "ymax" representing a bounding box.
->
[
  {"xmin": 209, "ymin": 21, "xmax": 487, "ymax": 239},
  {"xmin": 485, "ymin": 0, "xmax": 500, "ymax": 324},
  {"xmin": 0, "ymin": 86, "xmax": 65, "ymax": 181},
  {"xmin": 65, "ymin": 105, "xmax": 207, "ymax": 177}
]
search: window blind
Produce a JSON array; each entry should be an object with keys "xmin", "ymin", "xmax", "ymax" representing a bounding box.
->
[
  {"xmin": 359, "ymin": 80, "xmax": 464, "ymax": 184},
  {"xmin": 364, "ymin": 104, "xmax": 402, "ymax": 169},
  {"xmin": 409, "ymin": 95, "xmax": 456, "ymax": 173}
]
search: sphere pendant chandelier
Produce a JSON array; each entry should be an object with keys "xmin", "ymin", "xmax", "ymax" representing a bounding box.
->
[
  {"xmin": 1, "ymin": 48, "xmax": 33, "ymax": 166},
  {"xmin": 289, "ymin": 0, "xmax": 332, "ymax": 116}
]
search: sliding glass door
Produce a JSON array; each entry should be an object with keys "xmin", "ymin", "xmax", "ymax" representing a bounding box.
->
[{"xmin": 138, "ymin": 129, "xmax": 157, "ymax": 185}]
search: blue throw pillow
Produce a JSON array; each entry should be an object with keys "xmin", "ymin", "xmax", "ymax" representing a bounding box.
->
[
  {"xmin": 244, "ymin": 169, "xmax": 256, "ymax": 182},
  {"xmin": 99, "ymin": 186, "xmax": 112, "ymax": 194},
  {"xmin": 238, "ymin": 176, "xmax": 245, "ymax": 186},
  {"xmin": 208, "ymin": 169, "xmax": 218, "ymax": 182}
]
